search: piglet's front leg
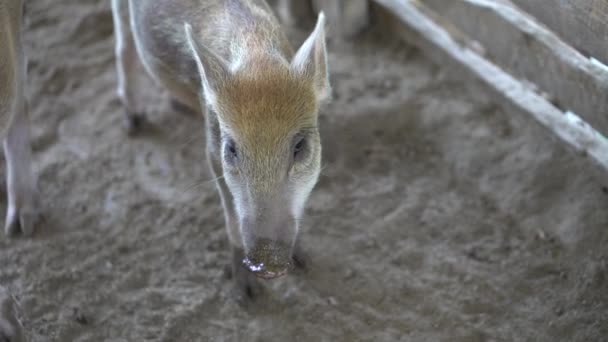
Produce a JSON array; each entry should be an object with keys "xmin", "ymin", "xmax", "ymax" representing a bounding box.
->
[
  {"xmin": 111, "ymin": 0, "xmax": 145, "ymax": 135},
  {"xmin": 4, "ymin": 103, "xmax": 40, "ymax": 237}
]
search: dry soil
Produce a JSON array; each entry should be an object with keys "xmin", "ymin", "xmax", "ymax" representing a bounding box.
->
[{"xmin": 0, "ymin": 0, "xmax": 607, "ymax": 341}]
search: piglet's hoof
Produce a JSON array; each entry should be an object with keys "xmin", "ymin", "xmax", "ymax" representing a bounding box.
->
[
  {"xmin": 4, "ymin": 189, "xmax": 40, "ymax": 237},
  {"xmin": 5, "ymin": 207, "xmax": 39, "ymax": 237},
  {"xmin": 124, "ymin": 112, "xmax": 145, "ymax": 136}
]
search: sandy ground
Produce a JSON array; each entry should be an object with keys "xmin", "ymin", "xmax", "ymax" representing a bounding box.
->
[{"xmin": 0, "ymin": 0, "xmax": 607, "ymax": 341}]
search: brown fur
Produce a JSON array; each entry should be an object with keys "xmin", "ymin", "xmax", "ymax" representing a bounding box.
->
[
  {"xmin": 116, "ymin": 0, "xmax": 329, "ymax": 282},
  {"xmin": 131, "ymin": 0, "xmax": 294, "ymax": 88},
  {"xmin": 217, "ymin": 58, "xmax": 318, "ymax": 158}
]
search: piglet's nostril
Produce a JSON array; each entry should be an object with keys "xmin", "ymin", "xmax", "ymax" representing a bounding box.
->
[{"xmin": 243, "ymin": 238, "xmax": 292, "ymax": 279}]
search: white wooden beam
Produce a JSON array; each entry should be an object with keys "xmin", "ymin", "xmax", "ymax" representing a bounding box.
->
[{"xmin": 373, "ymin": 0, "xmax": 608, "ymax": 182}]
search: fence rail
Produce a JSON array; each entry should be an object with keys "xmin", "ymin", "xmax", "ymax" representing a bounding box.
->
[{"xmin": 371, "ymin": 0, "xmax": 608, "ymax": 184}]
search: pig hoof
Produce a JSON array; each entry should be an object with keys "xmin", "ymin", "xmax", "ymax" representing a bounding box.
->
[
  {"xmin": 5, "ymin": 204, "xmax": 40, "ymax": 237},
  {"xmin": 125, "ymin": 112, "xmax": 145, "ymax": 136}
]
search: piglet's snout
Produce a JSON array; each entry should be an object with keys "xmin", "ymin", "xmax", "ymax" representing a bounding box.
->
[
  {"xmin": 243, "ymin": 238, "xmax": 292, "ymax": 279},
  {"xmin": 240, "ymin": 200, "xmax": 298, "ymax": 279}
]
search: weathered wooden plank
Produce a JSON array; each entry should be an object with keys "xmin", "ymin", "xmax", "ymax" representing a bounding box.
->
[
  {"xmin": 418, "ymin": 0, "xmax": 608, "ymax": 140},
  {"xmin": 372, "ymin": 0, "xmax": 608, "ymax": 183},
  {"xmin": 510, "ymin": 0, "xmax": 608, "ymax": 64}
]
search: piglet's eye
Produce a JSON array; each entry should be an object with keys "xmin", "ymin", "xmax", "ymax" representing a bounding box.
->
[
  {"xmin": 223, "ymin": 139, "xmax": 238, "ymax": 164},
  {"xmin": 293, "ymin": 136, "xmax": 306, "ymax": 160}
]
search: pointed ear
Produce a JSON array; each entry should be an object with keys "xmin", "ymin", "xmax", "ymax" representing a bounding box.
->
[
  {"xmin": 291, "ymin": 12, "xmax": 331, "ymax": 101},
  {"xmin": 184, "ymin": 23, "xmax": 230, "ymax": 105}
]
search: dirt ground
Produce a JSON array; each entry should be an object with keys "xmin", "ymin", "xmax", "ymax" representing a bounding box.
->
[{"xmin": 0, "ymin": 0, "xmax": 607, "ymax": 341}]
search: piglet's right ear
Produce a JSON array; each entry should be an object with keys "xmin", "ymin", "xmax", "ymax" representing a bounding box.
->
[
  {"xmin": 184, "ymin": 23, "xmax": 231, "ymax": 105},
  {"xmin": 291, "ymin": 12, "xmax": 331, "ymax": 101}
]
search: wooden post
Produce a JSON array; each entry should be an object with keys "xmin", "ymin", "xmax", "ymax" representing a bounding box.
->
[
  {"xmin": 510, "ymin": 0, "xmax": 608, "ymax": 65},
  {"xmin": 419, "ymin": 0, "xmax": 608, "ymax": 141}
]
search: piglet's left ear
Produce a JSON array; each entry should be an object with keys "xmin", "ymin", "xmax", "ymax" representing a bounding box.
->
[
  {"xmin": 184, "ymin": 22, "xmax": 231, "ymax": 107},
  {"xmin": 291, "ymin": 12, "xmax": 331, "ymax": 101}
]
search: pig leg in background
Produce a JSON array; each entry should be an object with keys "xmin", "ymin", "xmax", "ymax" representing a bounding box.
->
[
  {"xmin": 0, "ymin": 287, "xmax": 24, "ymax": 342},
  {"xmin": 4, "ymin": 102, "xmax": 39, "ymax": 237},
  {"xmin": 0, "ymin": 0, "xmax": 39, "ymax": 237},
  {"xmin": 0, "ymin": 0, "xmax": 39, "ymax": 334},
  {"xmin": 112, "ymin": 0, "xmax": 198, "ymax": 127},
  {"xmin": 111, "ymin": 0, "xmax": 143, "ymax": 134}
]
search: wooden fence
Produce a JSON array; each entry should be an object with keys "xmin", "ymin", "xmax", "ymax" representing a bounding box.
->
[{"xmin": 291, "ymin": 0, "xmax": 608, "ymax": 184}]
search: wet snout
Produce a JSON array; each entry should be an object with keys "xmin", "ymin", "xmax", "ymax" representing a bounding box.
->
[
  {"xmin": 242, "ymin": 238, "xmax": 293, "ymax": 279},
  {"xmin": 240, "ymin": 205, "xmax": 297, "ymax": 279}
]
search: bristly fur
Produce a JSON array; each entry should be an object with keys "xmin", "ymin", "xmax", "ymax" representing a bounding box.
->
[
  {"xmin": 217, "ymin": 58, "xmax": 317, "ymax": 150},
  {"xmin": 119, "ymin": 0, "xmax": 330, "ymax": 279}
]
